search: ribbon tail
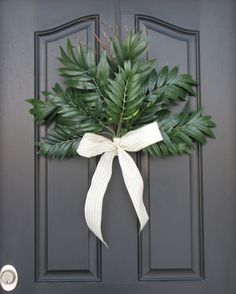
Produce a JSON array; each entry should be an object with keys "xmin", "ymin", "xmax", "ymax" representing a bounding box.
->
[
  {"xmin": 118, "ymin": 149, "xmax": 149, "ymax": 232},
  {"xmin": 84, "ymin": 151, "xmax": 115, "ymax": 247}
]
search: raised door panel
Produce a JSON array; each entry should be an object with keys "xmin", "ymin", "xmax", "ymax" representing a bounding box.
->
[
  {"xmin": 134, "ymin": 15, "xmax": 204, "ymax": 281},
  {"xmin": 35, "ymin": 16, "xmax": 101, "ymax": 282}
]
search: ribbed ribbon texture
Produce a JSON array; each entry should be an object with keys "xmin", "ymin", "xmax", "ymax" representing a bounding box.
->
[{"xmin": 77, "ymin": 122, "xmax": 163, "ymax": 246}]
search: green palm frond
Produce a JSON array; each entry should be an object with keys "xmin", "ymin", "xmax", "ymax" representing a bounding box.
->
[
  {"xmin": 110, "ymin": 31, "xmax": 148, "ymax": 67},
  {"xmin": 144, "ymin": 66, "xmax": 197, "ymax": 105},
  {"xmin": 26, "ymin": 98, "xmax": 58, "ymax": 124},
  {"xmin": 58, "ymin": 39, "xmax": 110, "ymax": 98},
  {"xmin": 49, "ymin": 84, "xmax": 103, "ymax": 133},
  {"xmin": 105, "ymin": 60, "xmax": 145, "ymax": 135},
  {"xmin": 145, "ymin": 102, "xmax": 216, "ymax": 157},
  {"xmin": 39, "ymin": 125, "xmax": 81, "ymax": 159}
]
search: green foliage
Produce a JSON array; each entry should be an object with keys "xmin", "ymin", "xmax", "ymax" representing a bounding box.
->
[
  {"xmin": 111, "ymin": 31, "xmax": 148, "ymax": 67},
  {"xmin": 105, "ymin": 61, "xmax": 145, "ymax": 136},
  {"xmin": 26, "ymin": 98, "xmax": 57, "ymax": 124},
  {"xmin": 27, "ymin": 31, "xmax": 215, "ymax": 159},
  {"xmin": 144, "ymin": 66, "xmax": 197, "ymax": 105},
  {"xmin": 145, "ymin": 102, "xmax": 216, "ymax": 157},
  {"xmin": 38, "ymin": 126, "xmax": 81, "ymax": 159}
]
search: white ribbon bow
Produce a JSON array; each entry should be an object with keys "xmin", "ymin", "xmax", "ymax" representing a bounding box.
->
[{"xmin": 77, "ymin": 122, "xmax": 163, "ymax": 246}]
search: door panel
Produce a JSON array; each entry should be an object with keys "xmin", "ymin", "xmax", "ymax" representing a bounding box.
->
[
  {"xmin": 0, "ymin": 0, "xmax": 236, "ymax": 293},
  {"xmin": 135, "ymin": 15, "xmax": 203, "ymax": 281},
  {"xmin": 35, "ymin": 15, "xmax": 101, "ymax": 282}
]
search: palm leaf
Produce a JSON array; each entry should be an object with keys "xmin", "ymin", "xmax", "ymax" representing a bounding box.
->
[
  {"xmin": 46, "ymin": 84, "xmax": 103, "ymax": 134},
  {"xmin": 26, "ymin": 98, "xmax": 57, "ymax": 124},
  {"xmin": 145, "ymin": 66, "xmax": 197, "ymax": 105},
  {"xmin": 58, "ymin": 39, "xmax": 110, "ymax": 99},
  {"xmin": 145, "ymin": 102, "xmax": 216, "ymax": 157},
  {"xmin": 105, "ymin": 60, "xmax": 145, "ymax": 134},
  {"xmin": 39, "ymin": 125, "xmax": 81, "ymax": 159},
  {"xmin": 110, "ymin": 31, "xmax": 148, "ymax": 67}
]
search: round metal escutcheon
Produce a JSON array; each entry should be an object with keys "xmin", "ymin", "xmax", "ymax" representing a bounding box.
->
[{"xmin": 0, "ymin": 265, "xmax": 18, "ymax": 292}]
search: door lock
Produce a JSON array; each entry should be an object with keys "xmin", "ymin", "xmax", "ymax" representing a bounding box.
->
[{"xmin": 0, "ymin": 265, "xmax": 18, "ymax": 291}]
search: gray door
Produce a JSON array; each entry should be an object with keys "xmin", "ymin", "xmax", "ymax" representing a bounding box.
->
[{"xmin": 0, "ymin": 0, "xmax": 236, "ymax": 293}]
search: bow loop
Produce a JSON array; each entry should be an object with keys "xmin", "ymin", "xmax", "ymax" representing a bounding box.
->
[
  {"xmin": 119, "ymin": 122, "xmax": 163, "ymax": 152},
  {"xmin": 77, "ymin": 133, "xmax": 114, "ymax": 157},
  {"xmin": 77, "ymin": 122, "xmax": 163, "ymax": 245}
]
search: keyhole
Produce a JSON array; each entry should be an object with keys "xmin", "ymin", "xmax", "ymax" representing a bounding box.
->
[{"xmin": 1, "ymin": 271, "xmax": 15, "ymax": 285}]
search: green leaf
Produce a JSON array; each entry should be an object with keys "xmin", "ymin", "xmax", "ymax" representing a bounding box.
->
[
  {"xmin": 66, "ymin": 79, "xmax": 97, "ymax": 90},
  {"xmin": 96, "ymin": 51, "xmax": 110, "ymax": 86},
  {"xmin": 66, "ymin": 39, "xmax": 78, "ymax": 64},
  {"xmin": 77, "ymin": 43, "xmax": 87, "ymax": 68},
  {"xmin": 157, "ymin": 66, "xmax": 169, "ymax": 87},
  {"xmin": 147, "ymin": 69, "xmax": 158, "ymax": 92},
  {"xmin": 26, "ymin": 98, "xmax": 57, "ymax": 124},
  {"xmin": 86, "ymin": 47, "xmax": 96, "ymax": 75},
  {"xmin": 39, "ymin": 126, "xmax": 81, "ymax": 159}
]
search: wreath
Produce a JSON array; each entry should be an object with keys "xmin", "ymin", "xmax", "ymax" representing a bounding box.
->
[{"xmin": 27, "ymin": 31, "xmax": 215, "ymax": 245}]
